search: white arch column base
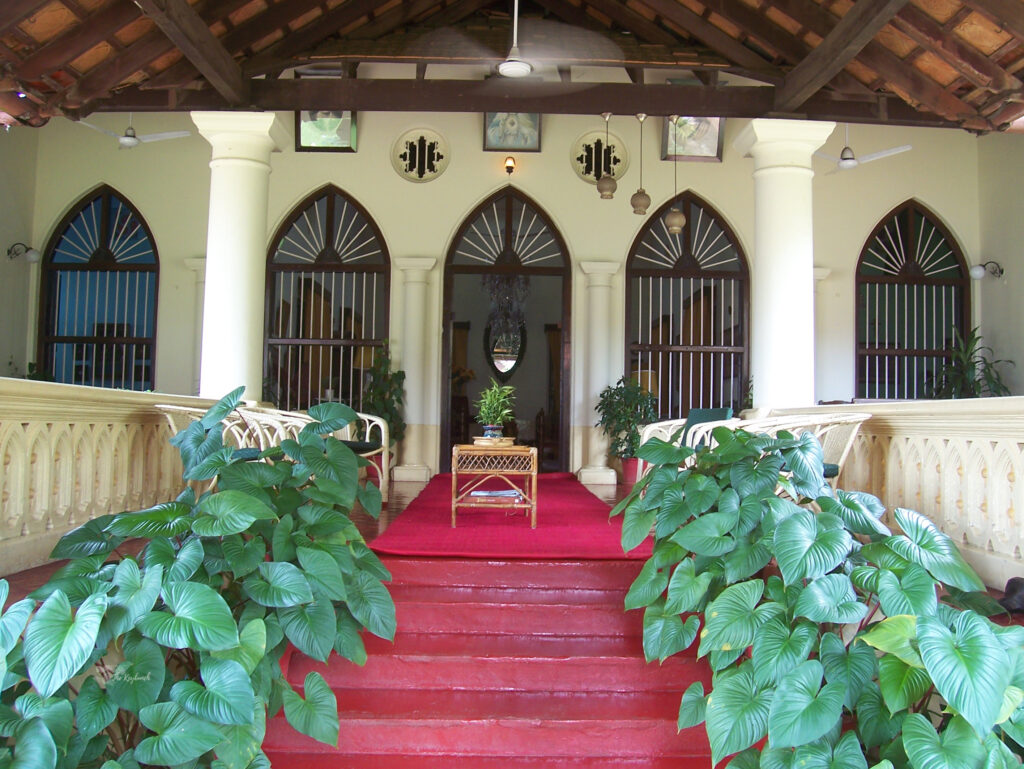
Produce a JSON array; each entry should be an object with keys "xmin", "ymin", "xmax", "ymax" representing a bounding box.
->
[
  {"xmin": 578, "ymin": 261, "xmax": 619, "ymax": 486},
  {"xmin": 393, "ymin": 257, "xmax": 437, "ymax": 483},
  {"xmin": 733, "ymin": 119, "xmax": 835, "ymax": 409}
]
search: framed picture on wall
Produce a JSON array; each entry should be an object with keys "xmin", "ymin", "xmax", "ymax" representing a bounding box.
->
[
  {"xmin": 661, "ymin": 116, "xmax": 723, "ymax": 162},
  {"xmin": 483, "ymin": 112, "xmax": 542, "ymax": 151},
  {"xmin": 295, "ymin": 110, "xmax": 358, "ymax": 152}
]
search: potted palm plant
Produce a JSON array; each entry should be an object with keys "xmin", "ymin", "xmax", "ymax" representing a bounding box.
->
[
  {"xmin": 474, "ymin": 378, "xmax": 516, "ymax": 442},
  {"xmin": 595, "ymin": 375, "xmax": 657, "ymax": 483}
]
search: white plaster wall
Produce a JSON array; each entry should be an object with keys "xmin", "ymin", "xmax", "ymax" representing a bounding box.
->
[
  {"xmin": 977, "ymin": 132, "xmax": 1024, "ymax": 394},
  {"xmin": 20, "ymin": 109, "xmax": 1008, "ymax": 470},
  {"xmin": 0, "ymin": 126, "xmax": 39, "ymax": 374}
]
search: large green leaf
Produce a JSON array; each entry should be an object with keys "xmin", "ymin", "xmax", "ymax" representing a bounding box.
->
[
  {"xmin": 11, "ymin": 717, "xmax": 56, "ymax": 769},
  {"xmin": 768, "ymin": 660, "xmax": 845, "ymax": 748},
  {"xmin": 682, "ymin": 474, "xmax": 721, "ymax": 515},
  {"xmin": 135, "ymin": 702, "xmax": 225, "ymax": 766},
  {"xmin": 106, "ymin": 637, "xmax": 165, "ymax": 712},
  {"xmin": 297, "ymin": 547, "xmax": 348, "ymax": 602},
  {"xmin": 860, "ymin": 615, "xmax": 922, "ymax": 668},
  {"xmin": 774, "ymin": 511, "xmax": 852, "ymax": 585},
  {"xmin": 104, "ymin": 561, "xmax": 163, "ymax": 638},
  {"xmin": 730, "ymin": 454, "xmax": 784, "ymax": 497},
  {"xmin": 752, "ymin": 616, "xmax": 817, "ymax": 687},
  {"xmin": 723, "ymin": 533, "xmax": 772, "ymax": 583},
  {"xmin": 213, "ymin": 697, "xmax": 265, "ymax": 769},
  {"xmin": 221, "ymin": 536, "xmax": 266, "ymax": 579},
  {"xmin": 193, "ymin": 490, "xmax": 278, "ymax": 537},
  {"xmin": 820, "ymin": 633, "xmax": 877, "ymax": 710},
  {"xmin": 671, "ymin": 511, "xmax": 737, "ymax": 557},
  {"xmin": 212, "ymin": 618, "xmax": 267, "ymax": 675},
  {"xmin": 887, "ymin": 509, "xmax": 984, "ymax": 592},
  {"xmin": 346, "ymin": 571, "xmax": 396, "ymax": 641},
  {"xmin": 877, "ymin": 565, "xmax": 938, "ymax": 618},
  {"xmin": 781, "ymin": 431, "xmax": 826, "ymax": 498},
  {"xmin": 878, "ymin": 654, "xmax": 931, "ymax": 713},
  {"xmin": 282, "ymin": 672, "xmax": 338, "ymax": 747},
  {"xmin": 678, "ymin": 681, "xmax": 706, "ymax": 730},
  {"xmin": 24, "ymin": 590, "xmax": 106, "ymax": 698},
  {"xmin": 105, "ymin": 502, "xmax": 193, "ymax": 538},
  {"xmin": 625, "ymin": 559, "xmax": 668, "ymax": 611},
  {"xmin": 665, "ymin": 559, "xmax": 713, "ymax": 614},
  {"xmin": 14, "ymin": 692, "xmax": 72, "ymax": 750},
  {"xmin": 243, "ymin": 562, "xmax": 313, "ymax": 608},
  {"xmin": 699, "ymin": 580, "xmax": 764, "ymax": 657},
  {"xmin": 705, "ymin": 662, "xmax": 773, "ymax": 766},
  {"xmin": 49, "ymin": 515, "xmax": 123, "ymax": 560},
  {"xmin": 819, "ymin": 491, "xmax": 890, "ymax": 538},
  {"xmin": 0, "ymin": 598, "xmax": 34, "ymax": 656},
  {"xmin": 917, "ymin": 612, "xmax": 1009, "ymax": 736},
  {"xmin": 171, "ymin": 658, "xmax": 254, "ymax": 726},
  {"xmin": 901, "ymin": 713, "xmax": 986, "ymax": 769},
  {"xmin": 794, "ymin": 574, "xmax": 869, "ymax": 625},
  {"xmin": 642, "ymin": 600, "xmax": 700, "ymax": 662},
  {"xmin": 856, "ymin": 683, "xmax": 905, "ymax": 749},
  {"xmin": 138, "ymin": 581, "xmax": 239, "ymax": 651},
  {"xmin": 75, "ymin": 676, "xmax": 118, "ymax": 739},
  {"xmin": 621, "ymin": 498, "xmax": 657, "ymax": 553},
  {"xmin": 278, "ymin": 597, "xmax": 336, "ymax": 662}
]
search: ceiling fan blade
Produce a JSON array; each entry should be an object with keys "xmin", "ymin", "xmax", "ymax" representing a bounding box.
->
[
  {"xmin": 137, "ymin": 130, "xmax": 191, "ymax": 143},
  {"xmin": 814, "ymin": 150, "xmax": 840, "ymax": 163},
  {"xmin": 858, "ymin": 144, "xmax": 912, "ymax": 164},
  {"xmin": 78, "ymin": 120, "xmax": 121, "ymax": 139}
]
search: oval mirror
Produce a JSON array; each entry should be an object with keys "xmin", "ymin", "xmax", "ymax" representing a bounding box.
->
[{"xmin": 484, "ymin": 323, "xmax": 526, "ymax": 382}]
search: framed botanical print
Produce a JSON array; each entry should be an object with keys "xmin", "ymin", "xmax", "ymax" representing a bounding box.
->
[
  {"xmin": 662, "ymin": 116, "xmax": 723, "ymax": 162},
  {"xmin": 295, "ymin": 110, "xmax": 358, "ymax": 152},
  {"xmin": 483, "ymin": 112, "xmax": 541, "ymax": 151}
]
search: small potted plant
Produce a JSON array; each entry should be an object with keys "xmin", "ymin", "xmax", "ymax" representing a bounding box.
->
[
  {"xmin": 474, "ymin": 378, "xmax": 516, "ymax": 441},
  {"xmin": 926, "ymin": 325, "xmax": 1013, "ymax": 398},
  {"xmin": 595, "ymin": 375, "xmax": 657, "ymax": 483}
]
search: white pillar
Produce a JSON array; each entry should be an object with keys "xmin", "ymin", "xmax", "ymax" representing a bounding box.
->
[
  {"xmin": 191, "ymin": 112, "xmax": 288, "ymax": 402},
  {"xmin": 578, "ymin": 261, "xmax": 619, "ymax": 485},
  {"xmin": 393, "ymin": 257, "xmax": 436, "ymax": 482},
  {"xmin": 733, "ymin": 119, "xmax": 835, "ymax": 409},
  {"xmin": 184, "ymin": 256, "xmax": 206, "ymax": 396}
]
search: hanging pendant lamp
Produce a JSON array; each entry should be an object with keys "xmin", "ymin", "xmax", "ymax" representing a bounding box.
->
[
  {"xmin": 596, "ymin": 112, "xmax": 617, "ymax": 199},
  {"xmin": 664, "ymin": 114, "xmax": 686, "ymax": 235},
  {"xmin": 629, "ymin": 113, "xmax": 650, "ymax": 215}
]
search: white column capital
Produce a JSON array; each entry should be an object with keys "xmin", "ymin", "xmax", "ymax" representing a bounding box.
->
[
  {"xmin": 184, "ymin": 256, "xmax": 206, "ymax": 275},
  {"xmin": 191, "ymin": 111, "xmax": 288, "ymax": 163},
  {"xmin": 579, "ymin": 260, "xmax": 619, "ymax": 287},
  {"xmin": 395, "ymin": 257, "xmax": 437, "ymax": 279},
  {"xmin": 733, "ymin": 119, "xmax": 835, "ymax": 171}
]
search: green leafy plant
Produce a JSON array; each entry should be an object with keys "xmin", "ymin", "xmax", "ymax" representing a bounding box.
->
[
  {"xmin": 474, "ymin": 378, "xmax": 516, "ymax": 427},
  {"xmin": 362, "ymin": 347, "xmax": 406, "ymax": 445},
  {"xmin": 595, "ymin": 376, "xmax": 658, "ymax": 459},
  {"xmin": 615, "ymin": 425, "xmax": 1020, "ymax": 769},
  {"xmin": 927, "ymin": 326, "xmax": 1013, "ymax": 399},
  {"xmin": 0, "ymin": 387, "xmax": 396, "ymax": 769}
]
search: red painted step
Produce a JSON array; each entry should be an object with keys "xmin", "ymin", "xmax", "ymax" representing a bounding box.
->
[{"xmin": 264, "ymin": 557, "xmax": 712, "ymax": 768}]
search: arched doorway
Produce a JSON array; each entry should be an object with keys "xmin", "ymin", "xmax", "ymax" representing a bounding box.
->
[
  {"xmin": 441, "ymin": 188, "xmax": 570, "ymax": 472},
  {"xmin": 625, "ymin": 191, "xmax": 750, "ymax": 417}
]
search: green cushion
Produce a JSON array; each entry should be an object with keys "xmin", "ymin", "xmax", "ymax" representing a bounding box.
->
[
  {"xmin": 823, "ymin": 462, "xmax": 840, "ymax": 479},
  {"xmin": 341, "ymin": 439, "xmax": 382, "ymax": 455},
  {"xmin": 681, "ymin": 407, "xmax": 734, "ymax": 444}
]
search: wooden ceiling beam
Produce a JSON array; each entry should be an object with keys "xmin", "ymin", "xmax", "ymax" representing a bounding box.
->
[
  {"xmin": 143, "ymin": 0, "xmax": 323, "ymax": 89},
  {"xmin": 958, "ymin": 0, "xmax": 1024, "ymax": 42},
  {"xmin": 890, "ymin": 4, "xmax": 1020, "ymax": 90},
  {"xmin": 581, "ymin": 0, "xmax": 678, "ymax": 45},
  {"xmin": 639, "ymin": 0, "xmax": 780, "ymax": 74},
  {"xmin": 98, "ymin": 76, "xmax": 961, "ymax": 127},
  {"xmin": 426, "ymin": 0, "xmax": 498, "ymax": 28},
  {"xmin": 243, "ymin": 0, "xmax": 385, "ymax": 75},
  {"xmin": 763, "ymin": 0, "xmax": 989, "ymax": 126},
  {"xmin": 16, "ymin": 0, "xmax": 138, "ymax": 79},
  {"xmin": 0, "ymin": 1, "xmax": 46, "ymax": 36},
  {"xmin": 350, "ymin": 0, "xmax": 447, "ymax": 39},
  {"xmin": 533, "ymin": 0, "xmax": 603, "ymax": 31},
  {"xmin": 774, "ymin": 0, "xmax": 908, "ymax": 111},
  {"xmin": 134, "ymin": 0, "xmax": 247, "ymax": 104}
]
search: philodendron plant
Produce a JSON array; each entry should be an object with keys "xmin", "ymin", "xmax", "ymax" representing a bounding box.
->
[
  {"xmin": 0, "ymin": 387, "xmax": 396, "ymax": 769},
  {"xmin": 614, "ymin": 425, "xmax": 1024, "ymax": 769}
]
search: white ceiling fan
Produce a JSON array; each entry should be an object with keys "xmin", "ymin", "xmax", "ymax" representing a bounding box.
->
[
  {"xmin": 77, "ymin": 113, "xmax": 191, "ymax": 149},
  {"xmin": 816, "ymin": 124, "xmax": 911, "ymax": 171}
]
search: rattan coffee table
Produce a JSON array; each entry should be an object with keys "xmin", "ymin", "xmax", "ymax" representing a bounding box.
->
[{"xmin": 451, "ymin": 444, "xmax": 538, "ymax": 528}]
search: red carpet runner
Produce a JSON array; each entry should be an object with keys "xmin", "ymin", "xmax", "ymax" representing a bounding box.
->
[{"xmin": 370, "ymin": 472, "xmax": 651, "ymax": 560}]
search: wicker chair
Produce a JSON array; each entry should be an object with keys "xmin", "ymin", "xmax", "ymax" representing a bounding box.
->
[{"xmin": 157, "ymin": 403, "xmax": 390, "ymax": 501}]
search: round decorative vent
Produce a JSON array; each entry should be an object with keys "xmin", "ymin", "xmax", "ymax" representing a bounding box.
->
[
  {"xmin": 391, "ymin": 127, "xmax": 450, "ymax": 183},
  {"xmin": 570, "ymin": 129, "xmax": 628, "ymax": 185}
]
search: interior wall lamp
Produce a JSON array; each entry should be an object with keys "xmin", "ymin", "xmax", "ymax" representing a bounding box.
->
[
  {"xmin": 970, "ymin": 261, "xmax": 1004, "ymax": 279},
  {"xmin": 504, "ymin": 156, "xmax": 516, "ymax": 175},
  {"xmin": 6, "ymin": 242, "xmax": 41, "ymax": 263}
]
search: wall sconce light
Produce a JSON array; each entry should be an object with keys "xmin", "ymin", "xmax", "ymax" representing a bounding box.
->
[
  {"xmin": 970, "ymin": 261, "xmax": 1004, "ymax": 280},
  {"xmin": 504, "ymin": 156, "xmax": 516, "ymax": 175},
  {"xmin": 6, "ymin": 242, "xmax": 41, "ymax": 263}
]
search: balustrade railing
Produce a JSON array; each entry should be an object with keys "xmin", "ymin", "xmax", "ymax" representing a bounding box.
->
[
  {"xmin": 774, "ymin": 397, "xmax": 1024, "ymax": 589},
  {"xmin": 0, "ymin": 379, "xmax": 208, "ymax": 576}
]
